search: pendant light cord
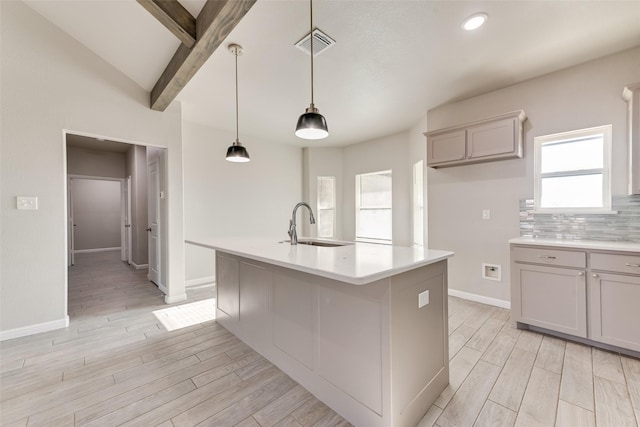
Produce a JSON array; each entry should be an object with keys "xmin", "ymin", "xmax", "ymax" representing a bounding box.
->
[
  {"xmin": 235, "ymin": 48, "xmax": 239, "ymax": 142},
  {"xmin": 309, "ymin": 0, "xmax": 314, "ymax": 107}
]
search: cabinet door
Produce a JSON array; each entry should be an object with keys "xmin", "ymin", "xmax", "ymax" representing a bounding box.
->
[
  {"xmin": 467, "ymin": 117, "xmax": 520, "ymax": 160},
  {"xmin": 216, "ymin": 253, "xmax": 239, "ymax": 322},
  {"xmin": 512, "ymin": 263, "xmax": 587, "ymax": 337},
  {"xmin": 427, "ymin": 130, "xmax": 466, "ymax": 166},
  {"xmin": 589, "ymin": 272, "xmax": 640, "ymax": 352}
]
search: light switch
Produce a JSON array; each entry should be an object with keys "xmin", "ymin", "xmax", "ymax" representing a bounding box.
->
[
  {"xmin": 482, "ymin": 209, "xmax": 491, "ymax": 220},
  {"xmin": 17, "ymin": 196, "xmax": 38, "ymax": 210},
  {"xmin": 418, "ymin": 290, "xmax": 430, "ymax": 308}
]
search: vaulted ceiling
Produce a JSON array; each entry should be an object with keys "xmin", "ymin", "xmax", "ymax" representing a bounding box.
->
[{"xmin": 23, "ymin": 0, "xmax": 640, "ymax": 147}]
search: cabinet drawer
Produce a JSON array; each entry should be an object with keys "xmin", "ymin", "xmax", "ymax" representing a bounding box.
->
[
  {"xmin": 512, "ymin": 246, "xmax": 586, "ymax": 268},
  {"xmin": 591, "ymin": 253, "xmax": 640, "ymax": 275}
]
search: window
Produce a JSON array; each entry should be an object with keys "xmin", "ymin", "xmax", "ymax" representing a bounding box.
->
[
  {"xmin": 534, "ymin": 125, "xmax": 611, "ymax": 212},
  {"xmin": 317, "ymin": 176, "xmax": 335, "ymax": 238},
  {"xmin": 355, "ymin": 170, "xmax": 392, "ymax": 243},
  {"xmin": 413, "ymin": 161, "xmax": 424, "ymax": 247}
]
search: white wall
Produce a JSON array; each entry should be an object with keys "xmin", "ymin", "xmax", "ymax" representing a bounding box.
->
[
  {"xmin": 426, "ymin": 47, "xmax": 640, "ymax": 305},
  {"xmin": 302, "ymin": 148, "xmax": 344, "ymax": 239},
  {"xmin": 0, "ymin": 1, "xmax": 185, "ymax": 336},
  {"xmin": 343, "ymin": 132, "xmax": 412, "ymax": 246},
  {"xmin": 304, "ymin": 130, "xmax": 423, "ymax": 247},
  {"xmin": 183, "ymin": 121, "xmax": 303, "ymax": 283},
  {"xmin": 72, "ymin": 179, "xmax": 121, "ymax": 250}
]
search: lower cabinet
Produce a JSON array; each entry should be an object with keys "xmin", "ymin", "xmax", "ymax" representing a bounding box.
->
[
  {"xmin": 589, "ymin": 272, "xmax": 640, "ymax": 352},
  {"xmin": 512, "ymin": 263, "xmax": 586, "ymax": 337},
  {"xmin": 511, "ymin": 244, "xmax": 640, "ymax": 354}
]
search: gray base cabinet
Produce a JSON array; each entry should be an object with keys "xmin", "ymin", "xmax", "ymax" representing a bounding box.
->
[
  {"xmin": 511, "ymin": 243, "xmax": 640, "ymax": 354},
  {"xmin": 512, "ymin": 263, "xmax": 587, "ymax": 337}
]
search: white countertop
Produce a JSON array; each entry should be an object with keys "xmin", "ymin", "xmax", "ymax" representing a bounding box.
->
[
  {"xmin": 510, "ymin": 237, "xmax": 640, "ymax": 253},
  {"xmin": 186, "ymin": 237, "xmax": 454, "ymax": 285}
]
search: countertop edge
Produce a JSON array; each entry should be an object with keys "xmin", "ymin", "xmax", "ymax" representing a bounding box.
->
[
  {"xmin": 186, "ymin": 239, "xmax": 454, "ymax": 285},
  {"xmin": 509, "ymin": 237, "xmax": 640, "ymax": 253}
]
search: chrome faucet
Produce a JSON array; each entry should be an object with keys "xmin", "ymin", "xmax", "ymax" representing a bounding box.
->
[{"xmin": 288, "ymin": 202, "xmax": 316, "ymax": 245}]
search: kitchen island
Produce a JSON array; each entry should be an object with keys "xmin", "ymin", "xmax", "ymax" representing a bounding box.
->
[{"xmin": 187, "ymin": 237, "xmax": 454, "ymax": 427}]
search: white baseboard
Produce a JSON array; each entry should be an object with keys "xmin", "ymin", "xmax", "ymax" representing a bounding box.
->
[
  {"xmin": 131, "ymin": 262, "xmax": 149, "ymax": 270},
  {"xmin": 74, "ymin": 247, "xmax": 120, "ymax": 254},
  {"xmin": 448, "ymin": 289, "xmax": 511, "ymax": 309},
  {"xmin": 165, "ymin": 293, "xmax": 187, "ymax": 304},
  {"xmin": 0, "ymin": 316, "xmax": 69, "ymax": 341},
  {"xmin": 186, "ymin": 276, "xmax": 216, "ymax": 288}
]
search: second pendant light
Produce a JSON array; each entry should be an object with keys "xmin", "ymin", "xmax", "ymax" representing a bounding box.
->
[{"xmin": 295, "ymin": 0, "xmax": 328, "ymax": 140}]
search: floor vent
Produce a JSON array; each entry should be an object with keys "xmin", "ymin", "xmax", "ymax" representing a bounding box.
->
[{"xmin": 295, "ymin": 28, "xmax": 336, "ymax": 56}]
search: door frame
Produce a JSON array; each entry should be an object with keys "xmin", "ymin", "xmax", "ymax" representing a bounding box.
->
[
  {"xmin": 63, "ymin": 130, "xmax": 172, "ymax": 317},
  {"xmin": 67, "ymin": 174, "xmax": 127, "ymax": 261}
]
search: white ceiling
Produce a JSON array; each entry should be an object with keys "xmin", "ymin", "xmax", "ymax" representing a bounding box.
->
[{"xmin": 24, "ymin": 0, "xmax": 640, "ymax": 148}]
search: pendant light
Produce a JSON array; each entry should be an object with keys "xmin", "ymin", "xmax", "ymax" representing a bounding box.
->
[
  {"xmin": 295, "ymin": 0, "xmax": 328, "ymax": 140},
  {"xmin": 226, "ymin": 43, "xmax": 250, "ymax": 162}
]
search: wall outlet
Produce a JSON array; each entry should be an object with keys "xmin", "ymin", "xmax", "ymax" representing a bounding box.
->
[
  {"xmin": 418, "ymin": 290, "xmax": 430, "ymax": 308},
  {"xmin": 482, "ymin": 209, "xmax": 491, "ymax": 220},
  {"xmin": 17, "ymin": 196, "xmax": 38, "ymax": 210}
]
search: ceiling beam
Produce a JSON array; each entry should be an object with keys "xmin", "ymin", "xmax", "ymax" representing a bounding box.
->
[
  {"xmin": 148, "ymin": 0, "xmax": 257, "ymax": 111},
  {"xmin": 137, "ymin": 0, "xmax": 196, "ymax": 48}
]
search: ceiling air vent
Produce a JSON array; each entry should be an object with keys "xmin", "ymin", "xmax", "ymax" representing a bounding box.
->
[{"xmin": 295, "ymin": 28, "xmax": 336, "ymax": 56}]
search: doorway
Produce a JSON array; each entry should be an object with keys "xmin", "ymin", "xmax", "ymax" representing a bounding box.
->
[
  {"xmin": 68, "ymin": 176, "xmax": 125, "ymax": 266},
  {"xmin": 65, "ymin": 132, "xmax": 167, "ymax": 306}
]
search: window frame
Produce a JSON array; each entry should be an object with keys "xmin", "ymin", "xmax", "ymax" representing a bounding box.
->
[
  {"xmin": 316, "ymin": 176, "xmax": 336, "ymax": 239},
  {"xmin": 355, "ymin": 169, "xmax": 393, "ymax": 244},
  {"xmin": 412, "ymin": 161, "xmax": 424, "ymax": 247},
  {"xmin": 533, "ymin": 124, "xmax": 612, "ymax": 214}
]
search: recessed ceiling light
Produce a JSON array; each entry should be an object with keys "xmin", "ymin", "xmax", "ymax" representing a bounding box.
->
[{"xmin": 462, "ymin": 13, "xmax": 488, "ymax": 31}]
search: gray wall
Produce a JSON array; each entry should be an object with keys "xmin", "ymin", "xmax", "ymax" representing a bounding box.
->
[
  {"xmin": 67, "ymin": 146, "xmax": 126, "ymax": 178},
  {"xmin": 426, "ymin": 47, "xmax": 640, "ymax": 305},
  {"xmin": 72, "ymin": 179, "xmax": 121, "ymax": 250},
  {"xmin": 1, "ymin": 1, "xmax": 185, "ymax": 335},
  {"xmin": 126, "ymin": 145, "xmax": 148, "ymax": 266}
]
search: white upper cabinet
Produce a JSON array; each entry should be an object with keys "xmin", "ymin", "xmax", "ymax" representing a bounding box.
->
[
  {"xmin": 623, "ymin": 82, "xmax": 640, "ymax": 195},
  {"xmin": 425, "ymin": 110, "xmax": 526, "ymax": 168}
]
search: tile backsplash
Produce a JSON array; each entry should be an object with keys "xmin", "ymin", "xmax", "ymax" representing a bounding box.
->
[{"xmin": 519, "ymin": 196, "xmax": 640, "ymax": 243}]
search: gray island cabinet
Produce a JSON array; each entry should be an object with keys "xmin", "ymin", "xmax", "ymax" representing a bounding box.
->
[{"xmin": 187, "ymin": 238, "xmax": 454, "ymax": 427}]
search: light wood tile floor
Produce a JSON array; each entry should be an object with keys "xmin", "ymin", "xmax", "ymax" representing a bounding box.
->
[{"xmin": 1, "ymin": 251, "xmax": 639, "ymax": 426}]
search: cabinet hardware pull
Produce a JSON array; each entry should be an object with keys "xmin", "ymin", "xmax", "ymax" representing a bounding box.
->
[
  {"xmin": 539, "ymin": 255, "xmax": 556, "ymax": 260},
  {"xmin": 592, "ymin": 273, "xmax": 599, "ymax": 278},
  {"xmin": 626, "ymin": 262, "xmax": 640, "ymax": 267},
  {"xmin": 578, "ymin": 272, "xmax": 584, "ymax": 276}
]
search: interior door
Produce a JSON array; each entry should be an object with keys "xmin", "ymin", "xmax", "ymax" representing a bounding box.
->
[
  {"xmin": 148, "ymin": 161, "xmax": 161, "ymax": 285},
  {"xmin": 68, "ymin": 177, "xmax": 75, "ymax": 266}
]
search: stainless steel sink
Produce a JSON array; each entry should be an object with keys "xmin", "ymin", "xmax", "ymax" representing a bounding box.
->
[
  {"xmin": 280, "ymin": 239, "xmax": 352, "ymax": 247},
  {"xmin": 297, "ymin": 239, "xmax": 351, "ymax": 247}
]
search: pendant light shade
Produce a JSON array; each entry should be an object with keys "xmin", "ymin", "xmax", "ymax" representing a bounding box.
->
[
  {"xmin": 295, "ymin": 106, "xmax": 328, "ymax": 139},
  {"xmin": 225, "ymin": 44, "xmax": 250, "ymax": 162},
  {"xmin": 226, "ymin": 140, "xmax": 250, "ymax": 162},
  {"xmin": 295, "ymin": 0, "xmax": 328, "ymax": 140}
]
